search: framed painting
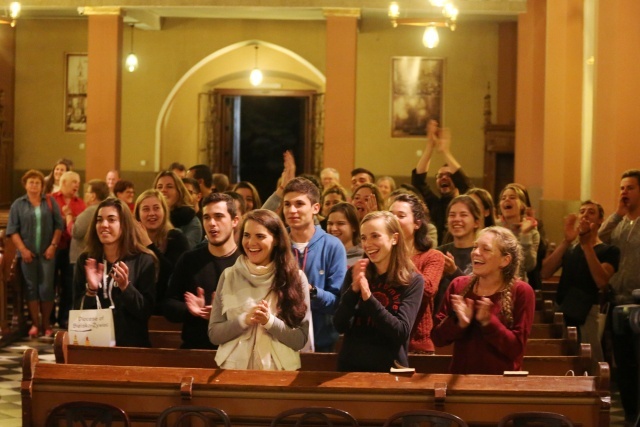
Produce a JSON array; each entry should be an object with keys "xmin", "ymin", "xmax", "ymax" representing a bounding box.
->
[
  {"xmin": 391, "ymin": 56, "xmax": 444, "ymax": 138},
  {"xmin": 65, "ymin": 53, "xmax": 88, "ymax": 132}
]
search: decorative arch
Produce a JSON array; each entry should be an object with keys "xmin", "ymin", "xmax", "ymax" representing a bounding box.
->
[{"xmin": 154, "ymin": 40, "xmax": 326, "ymax": 170}]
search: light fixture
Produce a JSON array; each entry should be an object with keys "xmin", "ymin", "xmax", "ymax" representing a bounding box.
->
[
  {"xmin": 389, "ymin": 0, "xmax": 457, "ymax": 48},
  {"xmin": 249, "ymin": 45, "xmax": 263, "ymax": 87},
  {"xmin": 0, "ymin": 1, "xmax": 21, "ymax": 27},
  {"xmin": 423, "ymin": 26, "xmax": 440, "ymax": 48},
  {"xmin": 125, "ymin": 24, "xmax": 139, "ymax": 72}
]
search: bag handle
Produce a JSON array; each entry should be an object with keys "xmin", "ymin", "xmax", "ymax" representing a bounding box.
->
[{"xmin": 79, "ymin": 294, "xmax": 102, "ymax": 310}]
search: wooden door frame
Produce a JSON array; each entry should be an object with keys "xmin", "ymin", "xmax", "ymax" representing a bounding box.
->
[{"xmin": 215, "ymin": 89, "xmax": 316, "ymax": 180}]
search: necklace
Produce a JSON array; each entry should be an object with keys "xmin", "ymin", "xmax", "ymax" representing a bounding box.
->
[{"xmin": 220, "ymin": 245, "xmax": 237, "ymax": 258}]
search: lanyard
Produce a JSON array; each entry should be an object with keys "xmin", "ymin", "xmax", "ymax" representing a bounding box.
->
[{"xmin": 101, "ymin": 259, "xmax": 116, "ymax": 308}]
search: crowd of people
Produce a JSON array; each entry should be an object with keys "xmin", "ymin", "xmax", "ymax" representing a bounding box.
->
[{"xmin": 6, "ymin": 120, "xmax": 640, "ymax": 423}]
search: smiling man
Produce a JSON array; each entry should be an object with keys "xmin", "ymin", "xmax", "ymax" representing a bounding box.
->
[
  {"xmin": 411, "ymin": 120, "xmax": 472, "ymax": 245},
  {"xmin": 283, "ymin": 177, "xmax": 347, "ymax": 352},
  {"xmin": 163, "ymin": 192, "xmax": 240, "ymax": 349}
]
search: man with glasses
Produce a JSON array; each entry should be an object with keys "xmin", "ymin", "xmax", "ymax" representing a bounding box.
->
[{"xmin": 411, "ymin": 119, "xmax": 472, "ymax": 244}]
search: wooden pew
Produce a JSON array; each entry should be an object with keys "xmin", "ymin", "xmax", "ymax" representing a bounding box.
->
[
  {"xmin": 22, "ymin": 347, "xmax": 611, "ymax": 427},
  {"xmin": 437, "ymin": 326, "xmax": 579, "ymax": 356},
  {"xmin": 54, "ymin": 331, "xmax": 594, "ymax": 376},
  {"xmin": 147, "ymin": 315, "xmax": 183, "ymax": 348},
  {"xmin": 530, "ymin": 311, "xmax": 566, "ymax": 338},
  {"xmin": 533, "ymin": 299, "xmax": 555, "ymax": 324},
  {"xmin": 0, "ymin": 229, "xmax": 27, "ymax": 346}
]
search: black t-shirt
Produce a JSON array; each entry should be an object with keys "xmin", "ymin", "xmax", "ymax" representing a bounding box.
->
[
  {"xmin": 164, "ymin": 243, "xmax": 239, "ymax": 349},
  {"xmin": 557, "ymin": 243, "xmax": 620, "ymax": 305}
]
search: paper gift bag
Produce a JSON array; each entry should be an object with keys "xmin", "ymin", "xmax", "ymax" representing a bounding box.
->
[{"xmin": 67, "ymin": 295, "xmax": 116, "ymax": 347}]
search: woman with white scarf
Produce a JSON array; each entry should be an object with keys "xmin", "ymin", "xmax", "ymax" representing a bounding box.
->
[{"xmin": 208, "ymin": 209, "xmax": 312, "ymax": 370}]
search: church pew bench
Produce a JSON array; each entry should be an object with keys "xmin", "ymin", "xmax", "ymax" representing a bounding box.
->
[
  {"xmin": 22, "ymin": 348, "xmax": 611, "ymax": 427},
  {"xmin": 436, "ymin": 326, "xmax": 579, "ymax": 356},
  {"xmin": 53, "ymin": 331, "xmax": 594, "ymax": 376}
]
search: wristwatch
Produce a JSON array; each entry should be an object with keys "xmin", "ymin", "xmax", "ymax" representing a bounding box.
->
[{"xmin": 310, "ymin": 285, "xmax": 318, "ymax": 299}]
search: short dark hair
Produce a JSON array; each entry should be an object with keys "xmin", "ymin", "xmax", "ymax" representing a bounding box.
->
[
  {"xmin": 182, "ymin": 177, "xmax": 201, "ymax": 194},
  {"xmin": 87, "ymin": 179, "xmax": 110, "ymax": 201},
  {"xmin": 213, "ymin": 173, "xmax": 230, "ymax": 192},
  {"xmin": 22, "ymin": 169, "xmax": 45, "ymax": 187},
  {"xmin": 188, "ymin": 164, "xmax": 213, "ymax": 188},
  {"xmin": 201, "ymin": 192, "xmax": 238, "ymax": 219},
  {"xmin": 282, "ymin": 177, "xmax": 320, "ymax": 205},
  {"xmin": 581, "ymin": 200, "xmax": 605, "ymax": 219},
  {"xmin": 168, "ymin": 162, "xmax": 186, "ymax": 173},
  {"xmin": 350, "ymin": 168, "xmax": 375, "ymax": 182},
  {"xmin": 113, "ymin": 180, "xmax": 133, "ymax": 195},
  {"xmin": 299, "ymin": 174, "xmax": 322, "ymax": 192},
  {"xmin": 622, "ymin": 169, "xmax": 640, "ymax": 186}
]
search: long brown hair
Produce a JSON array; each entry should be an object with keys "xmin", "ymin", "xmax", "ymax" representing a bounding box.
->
[
  {"xmin": 239, "ymin": 209, "xmax": 306, "ymax": 328},
  {"xmin": 85, "ymin": 198, "xmax": 155, "ymax": 262},
  {"xmin": 460, "ymin": 226, "xmax": 523, "ymax": 327},
  {"xmin": 360, "ymin": 211, "xmax": 415, "ymax": 287},
  {"xmin": 389, "ymin": 192, "xmax": 433, "ymax": 253}
]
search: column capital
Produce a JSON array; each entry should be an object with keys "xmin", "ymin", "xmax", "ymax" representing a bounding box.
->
[{"xmin": 80, "ymin": 6, "xmax": 122, "ymax": 16}]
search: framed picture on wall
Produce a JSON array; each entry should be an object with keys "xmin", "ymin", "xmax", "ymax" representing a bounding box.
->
[
  {"xmin": 65, "ymin": 53, "xmax": 88, "ymax": 132},
  {"xmin": 391, "ymin": 56, "xmax": 444, "ymax": 138}
]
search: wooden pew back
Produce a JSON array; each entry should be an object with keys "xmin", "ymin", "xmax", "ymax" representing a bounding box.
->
[
  {"xmin": 54, "ymin": 331, "xmax": 594, "ymax": 376},
  {"xmin": 22, "ymin": 348, "xmax": 611, "ymax": 427}
]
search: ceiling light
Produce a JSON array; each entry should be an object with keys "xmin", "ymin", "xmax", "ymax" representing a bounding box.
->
[
  {"xmin": 423, "ymin": 26, "xmax": 440, "ymax": 49},
  {"xmin": 125, "ymin": 24, "xmax": 138, "ymax": 72},
  {"xmin": 249, "ymin": 45, "xmax": 263, "ymax": 86}
]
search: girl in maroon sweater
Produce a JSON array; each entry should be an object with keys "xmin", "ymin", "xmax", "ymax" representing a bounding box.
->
[
  {"xmin": 390, "ymin": 192, "xmax": 445, "ymax": 353},
  {"xmin": 432, "ymin": 226, "xmax": 535, "ymax": 374}
]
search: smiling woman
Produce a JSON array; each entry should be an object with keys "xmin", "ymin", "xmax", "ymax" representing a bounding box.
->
[
  {"xmin": 208, "ymin": 209, "xmax": 312, "ymax": 370},
  {"xmin": 73, "ymin": 198, "xmax": 157, "ymax": 347},
  {"xmin": 134, "ymin": 190, "xmax": 189, "ymax": 313},
  {"xmin": 432, "ymin": 226, "xmax": 535, "ymax": 374},
  {"xmin": 333, "ymin": 211, "xmax": 424, "ymax": 372}
]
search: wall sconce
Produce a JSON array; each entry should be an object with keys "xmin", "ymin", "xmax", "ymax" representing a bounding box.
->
[
  {"xmin": 249, "ymin": 45, "xmax": 263, "ymax": 86},
  {"xmin": 125, "ymin": 24, "xmax": 139, "ymax": 72},
  {"xmin": 0, "ymin": 2, "xmax": 21, "ymax": 27},
  {"xmin": 389, "ymin": 0, "xmax": 458, "ymax": 49}
]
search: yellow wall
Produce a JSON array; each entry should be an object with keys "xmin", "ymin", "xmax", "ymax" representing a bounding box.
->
[
  {"xmin": 355, "ymin": 17, "xmax": 499, "ymax": 180},
  {"xmin": 14, "ymin": 20, "xmax": 88, "ymax": 170},
  {"xmin": 13, "ymin": 16, "xmax": 498, "ymax": 185}
]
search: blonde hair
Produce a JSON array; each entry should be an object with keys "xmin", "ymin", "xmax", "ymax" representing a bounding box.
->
[
  {"xmin": 361, "ymin": 211, "xmax": 415, "ymax": 287},
  {"xmin": 460, "ymin": 226, "xmax": 523, "ymax": 327},
  {"xmin": 134, "ymin": 189, "xmax": 174, "ymax": 252}
]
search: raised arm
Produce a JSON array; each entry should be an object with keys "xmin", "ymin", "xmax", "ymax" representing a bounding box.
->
[
  {"xmin": 436, "ymin": 128, "xmax": 461, "ymax": 173},
  {"xmin": 541, "ymin": 214, "xmax": 578, "ymax": 279},
  {"xmin": 415, "ymin": 120, "xmax": 438, "ymax": 174}
]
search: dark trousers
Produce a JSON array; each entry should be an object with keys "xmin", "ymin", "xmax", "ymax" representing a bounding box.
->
[
  {"xmin": 52, "ymin": 248, "xmax": 73, "ymax": 327},
  {"xmin": 613, "ymin": 325, "xmax": 640, "ymax": 422}
]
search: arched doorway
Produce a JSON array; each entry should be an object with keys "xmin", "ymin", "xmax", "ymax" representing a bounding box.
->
[{"xmin": 156, "ymin": 40, "xmax": 326, "ymax": 189}]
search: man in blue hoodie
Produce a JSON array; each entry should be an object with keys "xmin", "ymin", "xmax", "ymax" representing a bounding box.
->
[{"xmin": 283, "ymin": 177, "xmax": 347, "ymax": 352}]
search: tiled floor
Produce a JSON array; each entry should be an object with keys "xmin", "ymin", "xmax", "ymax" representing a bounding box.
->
[
  {"xmin": 0, "ymin": 333, "xmax": 632, "ymax": 426},
  {"xmin": 0, "ymin": 334, "xmax": 56, "ymax": 427}
]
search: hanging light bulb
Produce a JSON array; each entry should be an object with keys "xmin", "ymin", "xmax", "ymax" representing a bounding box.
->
[
  {"xmin": 422, "ymin": 26, "xmax": 440, "ymax": 49},
  {"xmin": 125, "ymin": 24, "xmax": 138, "ymax": 72},
  {"xmin": 9, "ymin": 2, "xmax": 20, "ymax": 19},
  {"xmin": 443, "ymin": 2, "xmax": 459, "ymax": 21},
  {"xmin": 388, "ymin": 2, "xmax": 400, "ymax": 19},
  {"xmin": 249, "ymin": 45, "xmax": 263, "ymax": 86}
]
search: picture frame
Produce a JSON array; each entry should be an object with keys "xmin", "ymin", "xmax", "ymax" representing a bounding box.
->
[
  {"xmin": 65, "ymin": 53, "xmax": 88, "ymax": 132},
  {"xmin": 391, "ymin": 56, "xmax": 444, "ymax": 138}
]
